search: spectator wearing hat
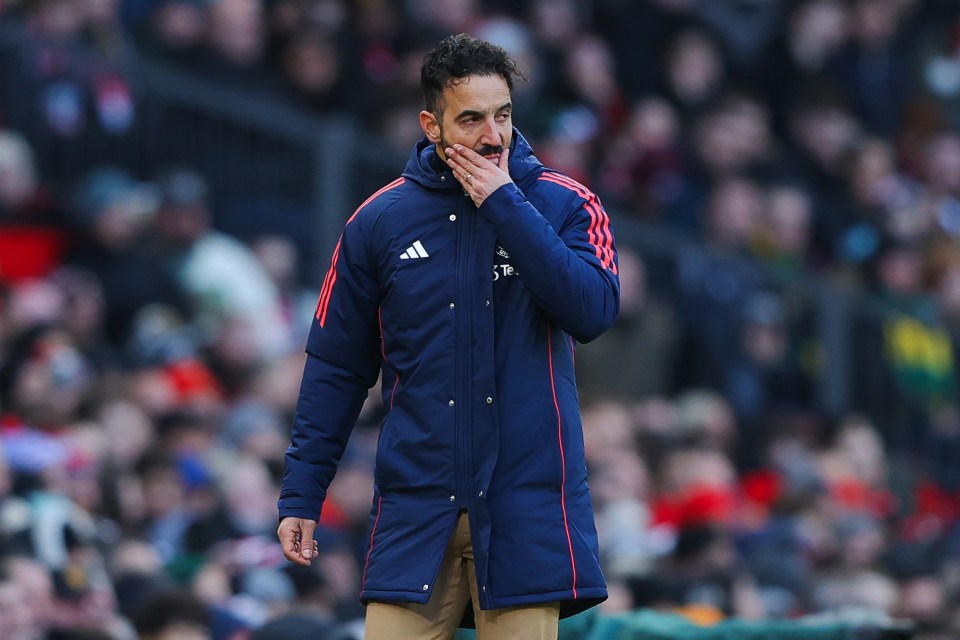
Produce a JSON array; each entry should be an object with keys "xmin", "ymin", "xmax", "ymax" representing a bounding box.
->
[
  {"xmin": 153, "ymin": 167, "xmax": 290, "ymax": 365},
  {"xmin": 0, "ymin": 131, "xmax": 68, "ymax": 286},
  {"xmin": 64, "ymin": 165, "xmax": 189, "ymax": 345}
]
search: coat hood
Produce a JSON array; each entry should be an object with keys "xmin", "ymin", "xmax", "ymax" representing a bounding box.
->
[{"xmin": 401, "ymin": 129, "xmax": 545, "ymax": 193}]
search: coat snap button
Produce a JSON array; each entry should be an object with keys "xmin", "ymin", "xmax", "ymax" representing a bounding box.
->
[
  {"xmin": 449, "ymin": 400, "xmax": 455, "ymax": 406},
  {"xmin": 485, "ymin": 397, "xmax": 493, "ymax": 404},
  {"xmin": 449, "ymin": 214, "xmax": 456, "ymax": 221},
  {"xmin": 449, "ymin": 302, "xmax": 455, "ymax": 309}
]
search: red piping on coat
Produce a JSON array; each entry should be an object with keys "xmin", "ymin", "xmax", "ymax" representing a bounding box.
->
[
  {"xmin": 379, "ymin": 307, "xmax": 399, "ymax": 409},
  {"xmin": 361, "ymin": 494, "xmax": 383, "ymax": 594},
  {"xmin": 547, "ymin": 323, "xmax": 578, "ymax": 598}
]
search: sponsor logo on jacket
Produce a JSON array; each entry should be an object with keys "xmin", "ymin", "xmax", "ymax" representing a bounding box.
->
[{"xmin": 493, "ymin": 246, "xmax": 517, "ymax": 281}]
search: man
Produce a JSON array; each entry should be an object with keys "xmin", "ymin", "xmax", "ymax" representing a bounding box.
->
[{"xmin": 277, "ymin": 33, "xmax": 619, "ymax": 640}]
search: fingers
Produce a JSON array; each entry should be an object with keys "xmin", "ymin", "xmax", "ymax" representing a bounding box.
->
[
  {"xmin": 445, "ymin": 144, "xmax": 512, "ymax": 206},
  {"xmin": 445, "ymin": 145, "xmax": 489, "ymax": 174},
  {"xmin": 278, "ymin": 517, "xmax": 319, "ymax": 566},
  {"xmin": 498, "ymin": 147, "xmax": 510, "ymax": 172},
  {"xmin": 445, "ymin": 148, "xmax": 477, "ymax": 187}
]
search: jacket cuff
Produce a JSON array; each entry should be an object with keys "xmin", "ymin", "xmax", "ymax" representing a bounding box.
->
[
  {"xmin": 478, "ymin": 182, "xmax": 524, "ymax": 224},
  {"xmin": 277, "ymin": 496, "xmax": 323, "ymax": 522}
]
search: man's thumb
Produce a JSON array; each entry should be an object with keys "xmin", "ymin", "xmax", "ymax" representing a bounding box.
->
[{"xmin": 300, "ymin": 519, "xmax": 317, "ymax": 544}]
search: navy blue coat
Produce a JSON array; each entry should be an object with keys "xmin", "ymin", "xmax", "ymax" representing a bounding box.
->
[{"xmin": 279, "ymin": 131, "xmax": 619, "ymax": 619}]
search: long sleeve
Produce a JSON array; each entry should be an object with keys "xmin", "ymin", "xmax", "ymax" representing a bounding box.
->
[
  {"xmin": 478, "ymin": 178, "xmax": 620, "ymax": 343},
  {"xmin": 278, "ymin": 214, "xmax": 382, "ymax": 521}
]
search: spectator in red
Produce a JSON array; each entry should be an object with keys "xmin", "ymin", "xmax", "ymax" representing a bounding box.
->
[{"xmin": 0, "ymin": 131, "xmax": 68, "ymax": 285}]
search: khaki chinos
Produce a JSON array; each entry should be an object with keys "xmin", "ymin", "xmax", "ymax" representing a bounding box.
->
[{"xmin": 364, "ymin": 512, "xmax": 560, "ymax": 640}]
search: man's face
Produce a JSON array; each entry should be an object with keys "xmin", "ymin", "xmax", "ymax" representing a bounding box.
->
[{"xmin": 420, "ymin": 74, "xmax": 513, "ymax": 164}]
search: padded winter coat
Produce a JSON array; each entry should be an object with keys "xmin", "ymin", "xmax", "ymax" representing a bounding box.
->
[{"xmin": 279, "ymin": 131, "xmax": 619, "ymax": 620}]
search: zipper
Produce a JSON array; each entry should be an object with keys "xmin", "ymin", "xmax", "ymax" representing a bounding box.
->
[{"xmin": 454, "ymin": 197, "xmax": 475, "ymax": 509}]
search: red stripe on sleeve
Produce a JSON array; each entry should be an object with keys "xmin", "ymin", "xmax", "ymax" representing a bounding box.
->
[
  {"xmin": 314, "ymin": 178, "xmax": 405, "ymax": 327},
  {"xmin": 315, "ymin": 240, "xmax": 342, "ymax": 322},
  {"xmin": 538, "ymin": 173, "xmax": 617, "ymax": 275}
]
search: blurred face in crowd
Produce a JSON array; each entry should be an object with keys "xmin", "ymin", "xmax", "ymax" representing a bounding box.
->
[
  {"xmin": 666, "ymin": 29, "xmax": 723, "ymax": 106},
  {"xmin": 836, "ymin": 417, "xmax": 887, "ymax": 486},
  {"xmin": 791, "ymin": 104, "xmax": 860, "ymax": 172},
  {"xmin": 31, "ymin": 0, "xmax": 86, "ymax": 40},
  {"xmin": 0, "ymin": 580, "xmax": 32, "ymax": 640},
  {"xmin": 420, "ymin": 0, "xmax": 479, "ymax": 34},
  {"xmin": 936, "ymin": 262, "xmax": 960, "ymax": 321},
  {"xmin": 789, "ymin": 0, "xmax": 849, "ymax": 67},
  {"xmin": 222, "ymin": 457, "xmax": 279, "ymax": 535},
  {"xmin": 742, "ymin": 318, "xmax": 788, "ymax": 367},
  {"xmin": 767, "ymin": 186, "xmax": 812, "ymax": 255},
  {"xmin": 420, "ymin": 74, "xmax": 513, "ymax": 165},
  {"xmin": 208, "ymin": 0, "xmax": 265, "ymax": 66},
  {"xmin": 157, "ymin": 202, "xmax": 209, "ymax": 246},
  {"xmin": 924, "ymin": 133, "xmax": 960, "ymax": 196},
  {"xmin": 850, "ymin": 138, "xmax": 895, "ymax": 208},
  {"xmin": 591, "ymin": 450, "xmax": 649, "ymax": 504},
  {"xmin": 7, "ymin": 557, "xmax": 54, "ymax": 636},
  {"xmin": 695, "ymin": 97, "xmax": 771, "ymax": 175},
  {"xmin": 283, "ymin": 31, "xmax": 341, "ymax": 95},
  {"xmin": 629, "ymin": 97, "xmax": 679, "ymax": 151},
  {"xmin": 253, "ymin": 235, "xmax": 298, "ymax": 289},
  {"xmin": 10, "ymin": 329, "xmax": 92, "ymax": 427},
  {"xmin": 853, "ymin": 0, "xmax": 900, "ymax": 50},
  {"xmin": 99, "ymin": 400, "xmax": 154, "ymax": 467},
  {"xmin": 706, "ymin": 177, "xmax": 765, "ymax": 249},
  {"xmin": 564, "ymin": 35, "xmax": 617, "ymax": 106},
  {"xmin": 531, "ymin": 0, "xmax": 580, "ymax": 49},
  {"xmin": 0, "ymin": 133, "xmax": 37, "ymax": 210},
  {"xmin": 141, "ymin": 465, "xmax": 186, "ymax": 519},
  {"xmin": 85, "ymin": 0, "xmax": 121, "ymax": 28},
  {"xmin": 876, "ymin": 245, "xmax": 923, "ymax": 296},
  {"xmin": 152, "ymin": 0, "xmax": 208, "ymax": 50},
  {"xmin": 896, "ymin": 576, "xmax": 948, "ymax": 630}
]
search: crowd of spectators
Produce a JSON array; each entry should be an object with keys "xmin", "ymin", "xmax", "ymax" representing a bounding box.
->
[{"xmin": 3, "ymin": 0, "xmax": 960, "ymax": 638}]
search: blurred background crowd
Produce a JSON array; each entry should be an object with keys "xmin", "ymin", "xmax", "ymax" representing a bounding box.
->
[{"xmin": 2, "ymin": 0, "xmax": 960, "ymax": 638}]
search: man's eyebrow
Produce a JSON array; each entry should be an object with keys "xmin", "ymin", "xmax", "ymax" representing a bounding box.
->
[
  {"xmin": 455, "ymin": 109, "xmax": 484, "ymax": 121},
  {"xmin": 454, "ymin": 103, "xmax": 513, "ymax": 121}
]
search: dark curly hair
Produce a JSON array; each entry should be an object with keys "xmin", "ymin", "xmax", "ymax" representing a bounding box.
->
[{"xmin": 420, "ymin": 33, "xmax": 523, "ymax": 116}]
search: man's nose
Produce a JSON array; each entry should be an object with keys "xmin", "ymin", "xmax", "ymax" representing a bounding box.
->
[{"xmin": 480, "ymin": 117, "xmax": 499, "ymax": 145}]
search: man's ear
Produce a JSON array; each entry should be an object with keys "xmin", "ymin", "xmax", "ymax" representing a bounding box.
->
[{"xmin": 420, "ymin": 110, "xmax": 441, "ymax": 143}]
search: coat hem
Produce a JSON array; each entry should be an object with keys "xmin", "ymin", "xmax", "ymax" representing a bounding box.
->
[
  {"xmin": 492, "ymin": 588, "xmax": 606, "ymax": 623},
  {"xmin": 360, "ymin": 588, "xmax": 432, "ymax": 605}
]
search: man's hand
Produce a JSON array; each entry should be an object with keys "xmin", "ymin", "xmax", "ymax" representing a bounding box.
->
[
  {"xmin": 446, "ymin": 144, "xmax": 512, "ymax": 207},
  {"xmin": 278, "ymin": 517, "xmax": 319, "ymax": 566}
]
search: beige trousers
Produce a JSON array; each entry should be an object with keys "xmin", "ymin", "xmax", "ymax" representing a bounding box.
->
[{"xmin": 364, "ymin": 512, "xmax": 560, "ymax": 640}]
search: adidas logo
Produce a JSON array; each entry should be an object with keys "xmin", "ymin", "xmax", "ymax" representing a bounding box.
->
[{"xmin": 400, "ymin": 240, "xmax": 430, "ymax": 260}]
